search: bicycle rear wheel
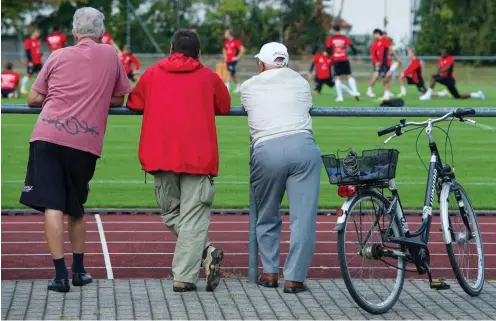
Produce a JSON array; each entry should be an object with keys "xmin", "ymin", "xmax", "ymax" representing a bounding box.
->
[
  {"xmin": 337, "ymin": 191, "xmax": 405, "ymax": 314},
  {"xmin": 442, "ymin": 183, "xmax": 484, "ymax": 296}
]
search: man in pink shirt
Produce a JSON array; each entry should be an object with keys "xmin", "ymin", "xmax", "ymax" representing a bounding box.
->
[{"xmin": 20, "ymin": 7, "xmax": 132, "ymax": 293}]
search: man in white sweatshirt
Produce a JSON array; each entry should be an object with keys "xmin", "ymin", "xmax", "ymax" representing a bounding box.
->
[{"xmin": 240, "ymin": 42, "xmax": 321, "ymax": 294}]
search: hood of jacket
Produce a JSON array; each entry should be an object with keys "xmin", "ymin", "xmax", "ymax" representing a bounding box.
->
[{"xmin": 158, "ymin": 53, "xmax": 203, "ymax": 73}]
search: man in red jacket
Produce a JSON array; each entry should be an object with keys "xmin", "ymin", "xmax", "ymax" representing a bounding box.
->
[{"xmin": 127, "ymin": 30, "xmax": 231, "ymax": 293}]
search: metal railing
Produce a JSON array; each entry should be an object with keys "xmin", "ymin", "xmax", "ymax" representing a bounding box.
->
[{"xmin": 2, "ymin": 105, "xmax": 496, "ymax": 284}]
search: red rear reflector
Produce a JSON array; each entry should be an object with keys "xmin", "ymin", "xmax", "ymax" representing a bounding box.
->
[
  {"xmin": 337, "ymin": 185, "xmax": 356, "ymax": 197},
  {"xmin": 336, "ymin": 208, "xmax": 343, "ymax": 216}
]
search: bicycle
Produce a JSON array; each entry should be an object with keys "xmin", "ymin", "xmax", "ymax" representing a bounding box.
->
[{"xmin": 321, "ymin": 108, "xmax": 485, "ymax": 314}]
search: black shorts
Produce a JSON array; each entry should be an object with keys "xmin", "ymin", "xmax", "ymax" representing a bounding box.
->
[
  {"xmin": 406, "ymin": 77, "xmax": 427, "ymax": 93},
  {"xmin": 378, "ymin": 64, "xmax": 390, "ymax": 78},
  {"xmin": 27, "ymin": 64, "xmax": 43, "ymax": 75},
  {"xmin": 314, "ymin": 77, "xmax": 334, "ymax": 93},
  {"xmin": 333, "ymin": 60, "xmax": 351, "ymax": 76},
  {"xmin": 434, "ymin": 75, "xmax": 460, "ymax": 98},
  {"xmin": 1, "ymin": 89, "xmax": 15, "ymax": 98},
  {"xmin": 226, "ymin": 61, "xmax": 238, "ymax": 75},
  {"xmin": 127, "ymin": 72, "xmax": 134, "ymax": 81},
  {"xmin": 20, "ymin": 141, "xmax": 98, "ymax": 217}
]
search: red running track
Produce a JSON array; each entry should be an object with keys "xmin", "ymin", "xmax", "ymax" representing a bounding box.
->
[{"xmin": 2, "ymin": 214, "xmax": 496, "ymax": 280}]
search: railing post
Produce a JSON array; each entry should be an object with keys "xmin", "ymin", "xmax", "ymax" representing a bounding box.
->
[{"xmin": 248, "ymin": 146, "xmax": 259, "ymax": 283}]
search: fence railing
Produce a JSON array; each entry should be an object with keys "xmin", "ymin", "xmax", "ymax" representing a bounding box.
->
[{"xmin": 2, "ymin": 105, "xmax": 496, "ymax": 283}]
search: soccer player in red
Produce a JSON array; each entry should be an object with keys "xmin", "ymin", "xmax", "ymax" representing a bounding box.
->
[
  {"xmin": 1, "ymin": 62, "xmax": 21, "ymax": 99},
  {"xmin": 366, "ymin": 35, "xmax": 380, "ymax": 97},
  {"xmin": 121, "ymin": 45, "xmax": 141, "ymax": 82},
  {"xmin": 21, "ymin": 29, "xmax": 43, "ymax": 94},
  {"xmin": 223, "ymin": 29, "xmax": 245, "ymax": 93},
  {"xmin": 325, "ymin": 25, "xmax": 359, "ymax": 102},
  {"xmin": 100, "ymin": 32, "xmax": 121, "ymax": 56},
  {"xmin": 308, "ymin": 47, "xmax": 354, "ymax": 96},
  {"xmin": 46, "ymin": 26, "xmax": 68, "ymax": 52},
  {"xmin": 398, "ymin": 48, "xmax": 426, "ymax": 97},
  {"xmin": 420, "ymin": 49, "xmax": 484, "ymax": 100},
  {"xmin": 373, "ymin": 29, "xmax": 401, "ymax": 100}
]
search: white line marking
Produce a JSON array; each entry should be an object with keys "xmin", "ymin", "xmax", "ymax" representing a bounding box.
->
[
  {"xmin": 3, "ymin": 221, "xmax": 496, "ymax": 225},
  {"xmin": 2, "ymin": 230, "xmax": 495, "ymax": 235},
  {"xmin": 3, "ymin": 240, "xmax": 496, "ymax": 245},
  {"xmin": 3, "ymin": 252, "xmax": 494, "ymax": 256},
  {"xmin": 3, "ymin": 179, "xmax": 496, "ymax": 186},
  {"xmin": 3, "ymin": 266, "xmax": 496, "ymax": 271},
  {"xmin": 95, "ymin": 214, "xmax": 113, "ymax": 280}
]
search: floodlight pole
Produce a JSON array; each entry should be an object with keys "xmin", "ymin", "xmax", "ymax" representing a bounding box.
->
[{"xmin": 126, "ymin": 0, "xmax": 131, "ymax": 47}]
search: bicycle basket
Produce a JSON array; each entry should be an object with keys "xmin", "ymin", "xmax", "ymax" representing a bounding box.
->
[{"xmin": 321, "ymin": 149, "xmax": 399, "ymax": 185}]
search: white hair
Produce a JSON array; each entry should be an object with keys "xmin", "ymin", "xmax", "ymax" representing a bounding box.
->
[{"xmin": 72, "ymin": 7, "xmax": 105, "ymax": 39}]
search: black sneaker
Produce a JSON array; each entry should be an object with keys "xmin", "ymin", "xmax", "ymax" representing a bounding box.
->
[
  {"xmin": 173, "ymin": 281, "xmax": 197, "ymax": 292},
  {"xmin": 72, "ymin": 272, "xmax": 93, "ymax": 286},
  {"xmin": 48, "ymin": 279, "xmax": 70, "ymax": 293},
  {"xmin": 203, "ymin": 246, "xmax": 224, "ymax": 292}
]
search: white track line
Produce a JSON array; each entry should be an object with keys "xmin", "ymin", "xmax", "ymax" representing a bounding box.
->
[
  {"xmin": 3, "ymin": 240, "xmax": 496, "ymax": 245},
  {"xmin": 3, "ymin": 179, "xmax": 496, "ymax": 186},
  {"xmin": 3, "ymin": 266, "xmax": 495, "ymax": 271},
  {"xmin": 4, "ymin": 221, "xmax": 496, "ymax": 225},
  {"xmin": 4, "ymin": 252, "xmax": 494, "ymax": 256},
  {"xmin": 95, "ymin": 214, "xmax": 113, "ymax": 279},
  {"xmin": 3, "ymin": 230, "xmax": 494, "ymax": 235}
]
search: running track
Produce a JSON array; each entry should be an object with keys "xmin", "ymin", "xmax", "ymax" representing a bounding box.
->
[{"xmin": 2, "ymin": 214, "xmax": 496, "ymax": 280}]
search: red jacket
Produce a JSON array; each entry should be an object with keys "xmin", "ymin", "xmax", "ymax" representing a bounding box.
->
[{"xmin": 126, "ymin": 53, "xmax": 231, "ymax": 176}]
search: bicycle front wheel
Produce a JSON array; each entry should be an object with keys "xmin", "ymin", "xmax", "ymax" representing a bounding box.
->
[
  {"xmin": 338, "ymin": 191, "xmax": 406, "ymax": 314},
  {"xmin": 442, "ymin": 182, "xmax": 484, "ymax": 296}
]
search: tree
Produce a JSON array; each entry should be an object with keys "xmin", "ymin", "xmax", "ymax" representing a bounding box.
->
[{"xmin": 415, "ymin": 0, "xmax": 496, "ymax": 60}]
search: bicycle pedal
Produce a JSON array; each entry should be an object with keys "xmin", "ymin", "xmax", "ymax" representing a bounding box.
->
[{"xmin": 430, "ymin": 281, "xmax": 450, "ymax": 290}]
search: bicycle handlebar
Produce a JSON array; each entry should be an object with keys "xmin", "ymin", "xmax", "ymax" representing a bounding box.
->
[
  {"xmin": 377, "ymin": 125, "xmax": 400, "ymax": 137},
  {"xmin": 377, "ymin": 108, "xmax": 476, "ymax": 137}
]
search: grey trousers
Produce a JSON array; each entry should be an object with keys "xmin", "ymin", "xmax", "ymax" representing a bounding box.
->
[
  {"xmin": 250, "ymin": 133, "xmax": 321, "ymax": 282},
  {"xmin": 154, "ymin": 172, "xmax": 215, "ymax": 283}
]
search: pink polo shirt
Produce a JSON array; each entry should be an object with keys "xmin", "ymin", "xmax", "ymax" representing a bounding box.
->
[{"xmin": 30, "ymin": 38, "xmax": 132, "ymax": 156}]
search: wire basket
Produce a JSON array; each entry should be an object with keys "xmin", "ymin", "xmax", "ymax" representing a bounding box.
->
[{"xmin": 321, "ymin": 149, "xmax": 399, "ymax": 185}]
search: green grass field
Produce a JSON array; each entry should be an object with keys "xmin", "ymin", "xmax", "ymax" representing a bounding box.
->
[{"xmin": 2, "ymin": 81, "xmax": 496, "ymax": 209}]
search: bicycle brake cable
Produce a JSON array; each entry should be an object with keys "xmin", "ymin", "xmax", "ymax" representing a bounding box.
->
[
  {"xmin": 434, "ymin": 125, "xmax": 455, "ymax": 170},
  {"xmin": 414, "ymin": 126, "xmax": 429, "ymax": 171}
]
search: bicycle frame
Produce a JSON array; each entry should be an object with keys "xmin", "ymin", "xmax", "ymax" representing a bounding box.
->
[{"xmin": 388, "ymin": 123, "xmax": 446, "ymax": 245}]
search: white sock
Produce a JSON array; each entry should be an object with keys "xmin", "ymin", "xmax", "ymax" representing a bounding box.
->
[
  {"xmin": 367, "ymin": 86, "xmax": 373, "ymax": 94},
  {"xmin": 21, "ymin": 76, "xmax": 29, "ymax": 91},
  {"xmin": 437, "ymin": 91, "xmax": 447, "ymax": 97},
  {"xmin": 425, "ymin": 88, "xmax": 433, "ymax": 96},
  {"xmin": 225, "ymin": 82, "xmax": 230, "ymax": 90},
  {"xmin": 348, "ymin": 77, "xmax": 358, "ymax": 93},
  {"xmin": 400, "ymin": 86, "xmax": 406, "ymax": 95},
  {"xmin": 341, "ymin": 83, "xmax": 354, "ymax": 96},
  {"xmin": 383, "ymin": 91, "xmax": 391, "ymax": 99},
  {"xmin": 335, "ymin": 79, "xmax": 343, "ymax": 99},
  {"xmin": 470, "ymin": 92, "xmax": 480, "ymax": 98},
  {"xmin": 235, "ymin": 83, "xmax": 240, "ymax": 90}
]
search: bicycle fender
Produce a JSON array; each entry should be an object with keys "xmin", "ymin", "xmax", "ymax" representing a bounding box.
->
[
  {"xmin": 334, "ymin": 195, "xmax": 359, "ymax": 232},
  {"xmin": 439, "ymin": 182, "xmax": 453, "ymax": 244}
]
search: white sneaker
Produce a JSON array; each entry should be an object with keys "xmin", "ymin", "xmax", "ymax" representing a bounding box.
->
[
  {"xmin": 335, "ymin": 97, "xmax": 344, "ymax": 102},
  {"xmin": 366, "ymin": 92, "xmax": 376, "ymax": 98},
  {"xmin": 479, "ymin": 91, "xmax": 485, "ymax": 100},
  {"xmin": 419, "ymin": 94, "xmax": 431, "ymax": 100},
  {"xmin": 352, "ymin": 91, "xmax": 361, "ymax": 97}
]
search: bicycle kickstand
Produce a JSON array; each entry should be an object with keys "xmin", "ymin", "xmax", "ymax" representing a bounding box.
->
[{"xmin": 426, "ymin": 263, "xmax": 451, "ymax": 290}]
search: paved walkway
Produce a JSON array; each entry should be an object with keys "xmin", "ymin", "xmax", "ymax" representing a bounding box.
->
[{"xmin": 2, "ymin": 279, "xmax": 496, "ymax": 320}]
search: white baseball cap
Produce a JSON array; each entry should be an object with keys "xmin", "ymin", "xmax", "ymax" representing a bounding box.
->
[{"xmin": 255, "ymin": 42, "xmax": 289, "ymax": 67}]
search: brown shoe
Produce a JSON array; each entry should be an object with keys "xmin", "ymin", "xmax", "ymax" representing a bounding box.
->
[
  {"xmin": 283, "ymin": 281, "xmax": 307, "ymax": 294},
  {"xmin": 173, "ymin": 281, "xmax": 197, "ymax": 292},
  {"xmin": 257, "ymin": 273, "xmax": 279, "ymax": 288}
]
